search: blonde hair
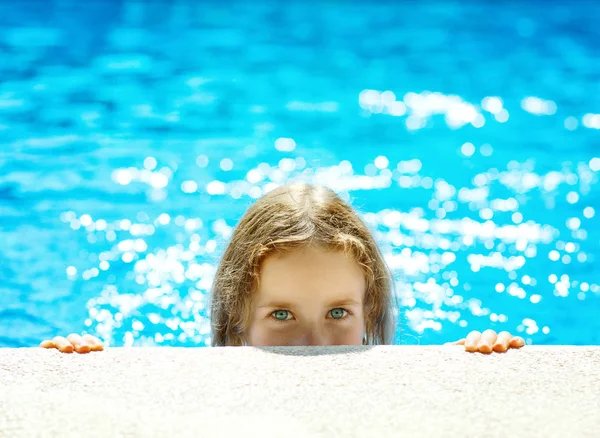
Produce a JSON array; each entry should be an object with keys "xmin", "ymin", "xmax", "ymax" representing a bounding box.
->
[{"xmin": 210, "ymin": 182, "xmax": 397, "ymax": 346}]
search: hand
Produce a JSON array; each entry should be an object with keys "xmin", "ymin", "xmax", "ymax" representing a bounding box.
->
[
  {"xmin": 446, "ymin": 329, "xmax": 525, "ymax": 354},
  {"xmin": 40, "ymin": 334, "xmax": 105, "ymax": 354}
]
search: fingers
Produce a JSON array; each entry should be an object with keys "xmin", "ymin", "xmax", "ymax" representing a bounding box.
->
[
  {"xmin": 67, "ymin": 334, "xmax": 91, "ymax": 354},
  {"xmin": 464, "ymin": 331, "xmax": 481, "ymax": 352},
  {"xmin": 492, "ymin": 331, "xmax": 512, "ymax": 352},
  {"xmin": 51, "ymin": 336, "xmax": 74, "ymax": 353},
  {"xmin": 39, "ymin": 339, "xmax": 55, "ymax": 349},
  {"xmin": 40, "ymin": 334, "xmax": 105, "ymax": 353},
  {"xmin": 459, "ymin": 330, "xmax": 526, "ymax": 354},
  {"xmin": 82, "ymin": 334, "xmax": 104, "ymax": 351},
  {"xmin": 510, "ymin": 336, "xmax": 525, "ymax": 349},
  {"xmin": 477, "ymin": 329, "xmax": 498, "ymax": 354},
  {"xmin": 444, "ymin": 338, "xmax": 466, "ymax": 346}
]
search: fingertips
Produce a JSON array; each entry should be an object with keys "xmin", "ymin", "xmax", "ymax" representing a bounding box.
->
[
  {"xmin": 83, "ymin": 334, "xmax": 104, "ymax": 351},
  {"xmin": 67, "ymin": 334, "xmax": 91, "ymax": 354},
  {"xmin": 40, "ymin": 334, "xmax": 104, "ymax": 353},
  {"xmin": 444, "ymin": 338, "xmax": 465, "ymax": 346},
  {"xmin": 493, "ymin": 331, "xmax": 512, "ymax": 352},
  {"xmin": 477, "ymin": 329, "xmax": 498, "ymax": 354},
  {"xmin": 510, "ymin": 336, "xmax": 525, "ymax": 349},
  {"xmin": 464, "ymin": 331, "xmax": 481, "ymax": 352},
  {"xmin": 52, "ymin": 336, "xmax": 74, "ymax": 353},
  {"xmin": 39, "ymin": 340, "xmax": 55, "ymax": 349}
]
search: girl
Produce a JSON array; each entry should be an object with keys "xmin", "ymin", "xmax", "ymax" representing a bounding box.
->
[{"xmin": 41, "ymin": 183, "xmax": 525, "ymax": 354}]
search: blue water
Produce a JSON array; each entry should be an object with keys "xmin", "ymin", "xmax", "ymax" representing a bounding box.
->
[{"xmin": 1, "ymin": 0, "xmax": 599, "ymax": 348}]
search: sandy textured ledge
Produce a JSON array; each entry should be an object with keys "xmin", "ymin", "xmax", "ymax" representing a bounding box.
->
[{"xmin": 0, "ymin": 346, "xmax": 599, "ymax": 437}]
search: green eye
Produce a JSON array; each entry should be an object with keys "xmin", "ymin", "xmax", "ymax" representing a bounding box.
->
[
  {"xmin": 273, "ymin": 310, "xmax": 290, "ymax": 321},
  {"xmin": 330, "ymin": 308, "xmax": 346, "ymax": 319}
]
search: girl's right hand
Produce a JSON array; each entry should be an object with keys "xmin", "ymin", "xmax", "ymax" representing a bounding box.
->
[{"xmin": 39, "ymin": 334, "xmax": 104, "ymax": 353}]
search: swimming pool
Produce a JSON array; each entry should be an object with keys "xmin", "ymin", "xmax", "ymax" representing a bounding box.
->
[{"xmin": 1, "ymin": 0, "xmax": 599, "ymax": 347}]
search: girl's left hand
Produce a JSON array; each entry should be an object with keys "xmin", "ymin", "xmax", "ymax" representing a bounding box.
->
[{"xmin": 446, "ymin": 329, "xmax": 525, "ymax": 353}]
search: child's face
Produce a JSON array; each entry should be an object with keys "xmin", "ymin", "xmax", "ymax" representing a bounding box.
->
[{"xmin": 246, "ymin": 246, "xmax": 366, "ymax": 346}]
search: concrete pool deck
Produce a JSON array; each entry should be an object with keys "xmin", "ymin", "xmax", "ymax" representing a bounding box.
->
[{"xmin": 0, "ymin": 346, "xmax": 598, "ymax": 437}]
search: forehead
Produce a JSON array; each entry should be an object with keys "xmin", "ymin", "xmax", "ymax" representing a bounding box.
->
[{"xmin": 256, "ymin": 247, "xmax": 366, "ymax": 302}]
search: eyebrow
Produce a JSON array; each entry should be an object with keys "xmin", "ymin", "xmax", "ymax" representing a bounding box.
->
[{"xmin": 256, "ymin": 299, "xmax": 362, "ymax": 309}]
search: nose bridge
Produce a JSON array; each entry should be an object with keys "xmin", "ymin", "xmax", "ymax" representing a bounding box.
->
[{"xmin": 301, "ymin": 319, "xmax": 327, "ymax": 346}]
